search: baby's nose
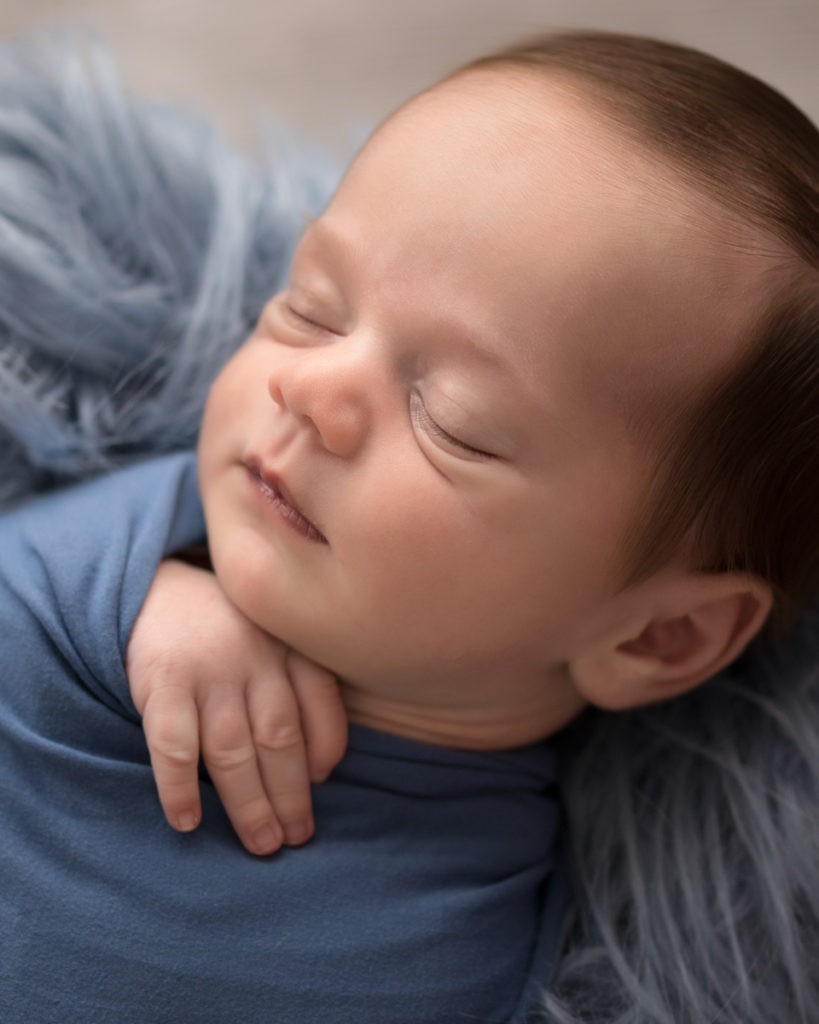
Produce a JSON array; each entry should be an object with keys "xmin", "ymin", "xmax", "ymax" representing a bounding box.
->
[{"xmin": 267, "ymin": 348, "xmax": 370, "ymax": 458}]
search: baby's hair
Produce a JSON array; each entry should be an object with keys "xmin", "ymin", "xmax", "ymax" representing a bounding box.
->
[
  {"xmin": 440, "ymin": 32, "xmax": 819, "ymax": 1024},
  {"xmin": 450, "ymin": 30, "xmax": 819, "ymax": 646}
]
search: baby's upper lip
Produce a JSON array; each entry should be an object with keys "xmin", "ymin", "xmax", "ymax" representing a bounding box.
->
[{"xmin": 246, "ymin": 458, "xmax": 327, "ymax": 542}]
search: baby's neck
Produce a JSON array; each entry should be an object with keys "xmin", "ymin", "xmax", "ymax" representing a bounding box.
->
[{"xmin": 338, "ymin": 672, "xmax": 588, "ymax": 751}]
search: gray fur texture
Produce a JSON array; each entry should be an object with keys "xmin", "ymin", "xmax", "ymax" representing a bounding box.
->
[
  {"xmin": 544, "ymin": 604, "xmax": 819, "ymax": 1023},
  {"xmin": 0, "ymin": 24, "xmax": 340, "ymax": 508},
  {"xmin": 1, "ymin": 24, "xmax": 817, "ymax": 1024}
]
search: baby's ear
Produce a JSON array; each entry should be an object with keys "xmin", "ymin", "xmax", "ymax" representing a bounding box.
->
[{"xmin": 566, "ymin": 571, "xmax": 773, "ymax": 711}]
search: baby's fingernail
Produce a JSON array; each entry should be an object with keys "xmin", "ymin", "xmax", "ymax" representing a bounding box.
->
[
  {"xmin": 177, "ymin": 812, "xmax": 199, "ymax": 832},
  {"xmin": 252, "ymin": 825, "xmax": 281, "ymax": 854},
  {"xmin": 284, "ymin": 819, "xmax": 314, "ymax": 847}
]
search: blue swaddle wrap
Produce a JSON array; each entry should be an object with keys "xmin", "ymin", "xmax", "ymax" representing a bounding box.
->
[{"xmin": 0, "ymin": 453, "xmax": 567, "ymax": 1023}]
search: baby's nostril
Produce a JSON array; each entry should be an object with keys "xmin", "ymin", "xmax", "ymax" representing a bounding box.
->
[{"xmin": 267, "ymin": 375, "xmax": 285, "ymax": 407}]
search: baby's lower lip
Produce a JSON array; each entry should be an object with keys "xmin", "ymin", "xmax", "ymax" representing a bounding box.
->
[{"xmin": 247, "ymin": 465, "xmax": 327, "ymax": 544}]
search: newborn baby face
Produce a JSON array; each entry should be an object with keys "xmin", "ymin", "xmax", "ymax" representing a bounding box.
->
[{"xmin": 197, "ymin": 68, "xmax": 772, "ymax": 746}]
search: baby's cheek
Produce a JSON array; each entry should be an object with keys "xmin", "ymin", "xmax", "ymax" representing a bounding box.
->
[
  {"xmin": 360, "ymin": 480, "xmax": 463, "ymax": 561},
  {"xmin": 352, "ymin": 496, "xmax": 488, "ymax": 620}
]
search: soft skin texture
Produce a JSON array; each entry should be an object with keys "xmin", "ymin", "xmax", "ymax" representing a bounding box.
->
[{"xmin": 198, "ymin": 70, "xmax": 775, "ymax": 749}]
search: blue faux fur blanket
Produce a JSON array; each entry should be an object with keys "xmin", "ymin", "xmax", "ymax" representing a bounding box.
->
[{"xmin": 0, "ymin": 26, "xmax": 340, "ymax": 509}]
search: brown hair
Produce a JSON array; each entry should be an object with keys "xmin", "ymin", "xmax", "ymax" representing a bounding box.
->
[{"xmin": 451, "ymin": 31, "xmax": 819, "ymax": 645}]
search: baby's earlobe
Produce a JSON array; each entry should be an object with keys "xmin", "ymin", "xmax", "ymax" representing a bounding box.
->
[{"xmin": 566, "ymin": 639, "xmax": 660, "ymax": 712}]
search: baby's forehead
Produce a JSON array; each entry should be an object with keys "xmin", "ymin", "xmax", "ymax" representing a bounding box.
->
[
  {"xmin": 371, "ymin": 67, "xmax": 734, "ymax": 249},
  {"xmin": 321, "ymin": 69, "xmax": 778, "ymax": 456}
]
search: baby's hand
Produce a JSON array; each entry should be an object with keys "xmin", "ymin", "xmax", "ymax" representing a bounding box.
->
[{"xmin": 127, "ymin": 558, "xmax": 347, "ymax": 855}]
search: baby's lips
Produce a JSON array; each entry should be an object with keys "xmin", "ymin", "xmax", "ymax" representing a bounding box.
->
[{"xmin": 246, "ymin": 458, "xmax": 328, "ymax": 543}]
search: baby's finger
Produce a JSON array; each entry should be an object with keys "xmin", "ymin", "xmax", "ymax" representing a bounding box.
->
[
  {"xmin": 199, "ymin": 692, "xmax": 285, "ymax": 856},
  {"xmin": 140, "ymin": 684, "xmax": 202, "ymax": 833},
  {"xmin": 246, "ymin": 676, "xmax": 315, "ymax": 848},
  {"xmin": 286, "ymin": 651, "xmax": 348, "ymax": 783}
]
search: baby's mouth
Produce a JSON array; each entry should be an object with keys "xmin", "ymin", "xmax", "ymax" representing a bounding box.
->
[{"xmin": 247, "ymin": 461, "xmax": 328, "ymax": 544}]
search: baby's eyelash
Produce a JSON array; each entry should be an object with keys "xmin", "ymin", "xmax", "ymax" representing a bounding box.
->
[
  {"xmin": 409, "ymin": 392, "xmax": 493, "ymax": 460},
  {"xmin": 284, "ymin": 304, "xmax": 326, "ymax": 333}
]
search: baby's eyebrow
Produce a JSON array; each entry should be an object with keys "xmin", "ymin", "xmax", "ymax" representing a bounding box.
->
[{"xmin": 299, "ymin": 219, "xmax": 517, "ymax": 381}]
